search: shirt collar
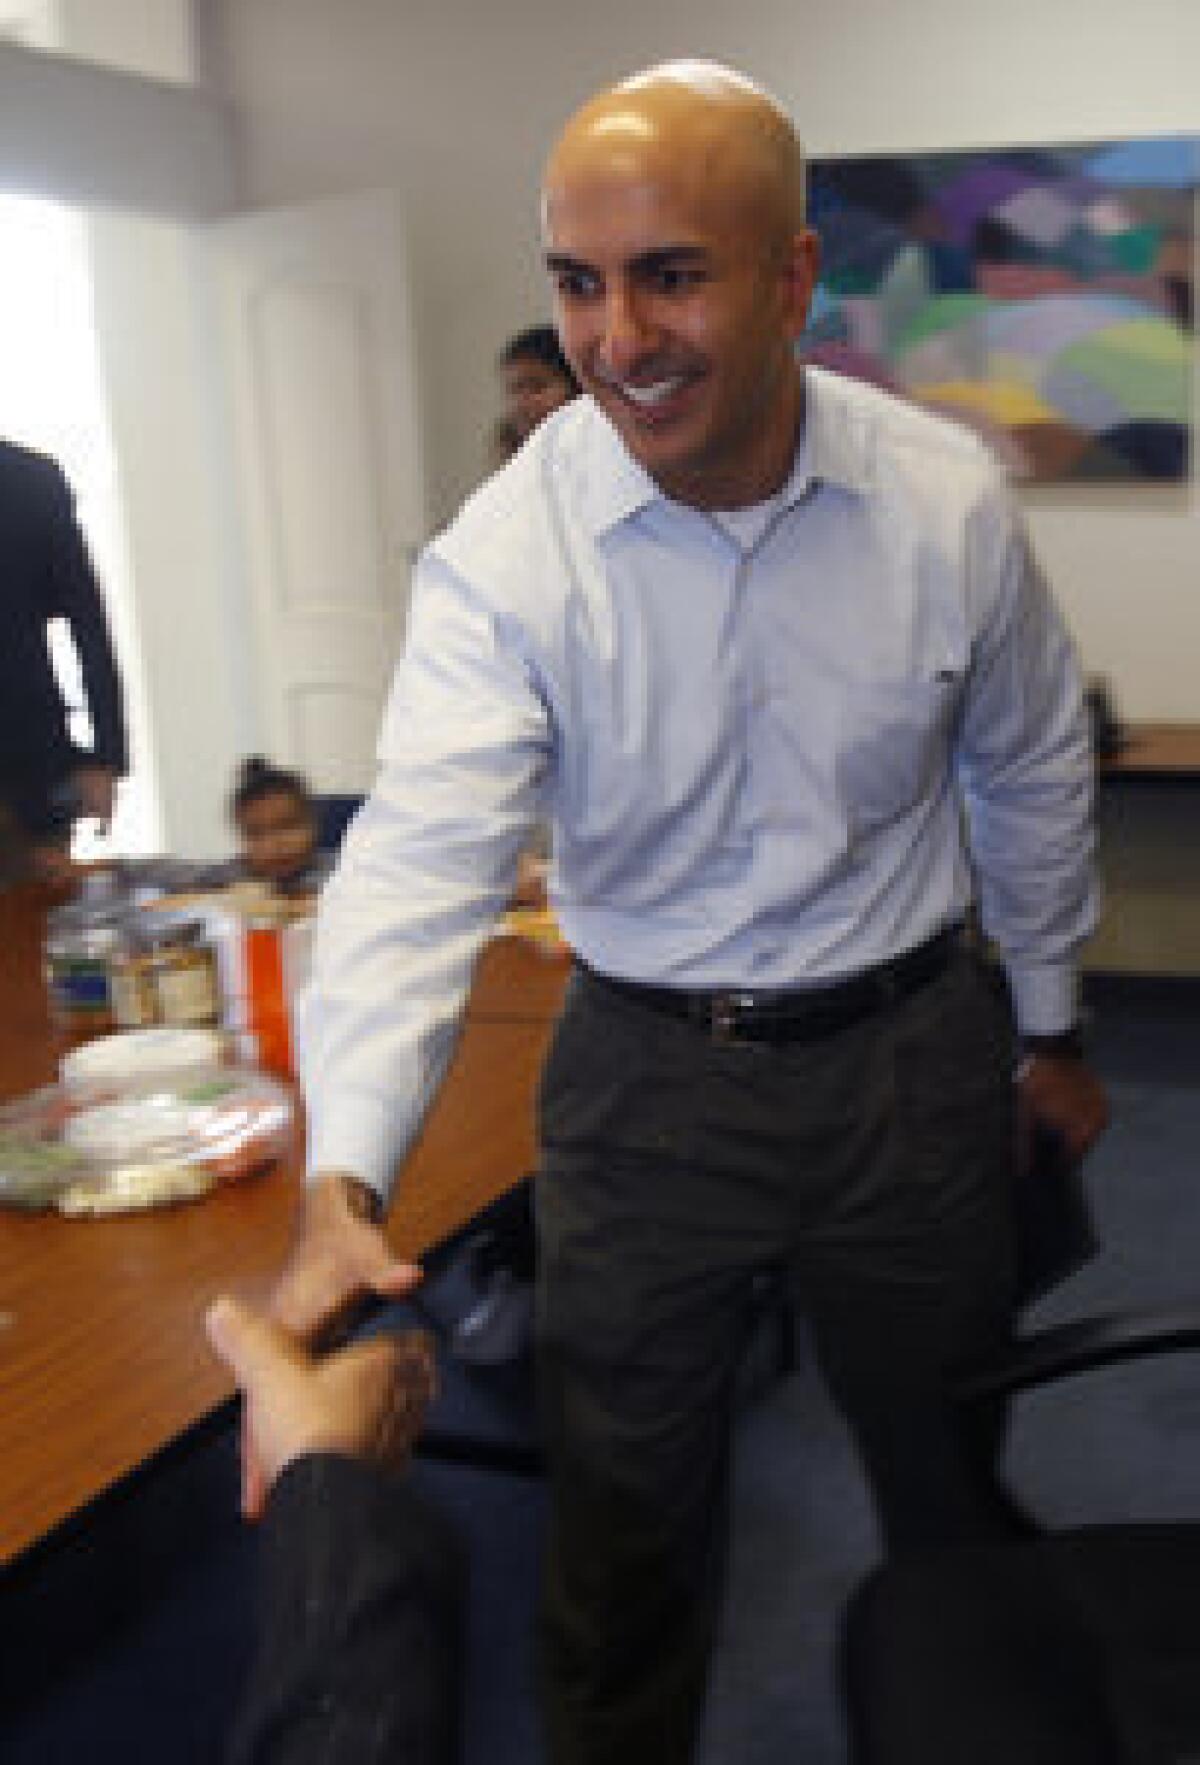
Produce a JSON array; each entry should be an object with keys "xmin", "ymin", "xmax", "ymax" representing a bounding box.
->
[
  {"xmin": 802, "ymin": 365, "xmax": 878, "ymax": 500},
  {"xmin": 576, "ymin": 364, "xmax": 875, "ymax": 539}
]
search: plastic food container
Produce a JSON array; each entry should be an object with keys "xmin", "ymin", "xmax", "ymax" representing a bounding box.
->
[{"xmin": 0, "ymin": 1064, "xmax": 292, "ymax": 1215}]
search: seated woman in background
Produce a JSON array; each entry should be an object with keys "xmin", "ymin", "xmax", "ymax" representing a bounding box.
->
[{"xmin": 104, "ymin": 756, "xmax": 336, "ymax": 903}]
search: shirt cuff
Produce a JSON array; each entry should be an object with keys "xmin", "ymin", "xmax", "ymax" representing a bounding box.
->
[
  {"xmin": 1005, "ymin": 960, "xmax": 1080, "ymax": 1039},
  {"xmin": 306, "ymin": 1088, "xmax": 406, "ymax": 1205}
]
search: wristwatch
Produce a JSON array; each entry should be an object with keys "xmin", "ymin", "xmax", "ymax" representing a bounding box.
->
[
  {"xmin": 342, "ymin": 1173, "xmax": 384, "ymax": 1224},
  {"xmin": 1019, "ymin": 1025, "xmax": 1085, "ymax": 1061}
]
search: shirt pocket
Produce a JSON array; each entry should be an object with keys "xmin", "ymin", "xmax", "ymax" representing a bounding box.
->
[{"xmin": 834, "ymin": 673, "xmax": 960, "ymax": 835}]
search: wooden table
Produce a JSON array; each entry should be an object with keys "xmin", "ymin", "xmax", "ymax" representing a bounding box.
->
[
  {"xmin": 1090, "ymin": 723, "xmax": 1200, "ymax": 977},
  {"xmin": 1100, "ymin": 722, "xmax": 1200, "ymax": 783},
  {"xmin": 0, "ymin": 882, "xmax": 567, "ymax": 1568}
]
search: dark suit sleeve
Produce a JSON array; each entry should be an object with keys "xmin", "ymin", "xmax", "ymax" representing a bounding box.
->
[
  {"xmin": 228, "ymin": 1455, "xmax": 465, "ymax": 1765},
  {"xmin": 42, "ymin": 466, "xmax": 128, "ymax": 774}
]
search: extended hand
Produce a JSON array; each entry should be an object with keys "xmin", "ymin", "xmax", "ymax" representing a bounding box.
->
[
  {"xmin": 273, "ymin": 1171, "xmax": 421, "ymax": 1340},
  {"xmin": 207, "ymin": 1294, "xmax": 436, "ymax": 1499},
  {"xmin": 510, "ymin": 851, "xmax": 549, "ymax": 910},
  {"xmin": 28, "ymin": 843, "xmax": 80, "ymax": 891},
  {"xmin": 73, "ymin": 764, "xmax": 118, "ymax": 829},
  {"xmin": 1018, "ymin": 1053, "xmax": 1109, "ymax": 1167},
  {"xmin": 239, "ymin": 1172, "xmax": 422, "ymax": 1519}
]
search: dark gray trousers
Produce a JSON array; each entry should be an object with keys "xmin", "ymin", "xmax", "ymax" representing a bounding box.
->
[{"xmin": 535, "ymin": 947, "xmax": 1018, "ymax": 1765}]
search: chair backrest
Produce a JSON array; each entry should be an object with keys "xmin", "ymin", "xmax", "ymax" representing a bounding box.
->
[{"xmin": 312, "ymin": 793, "xmax": 364, "ymax": 853}]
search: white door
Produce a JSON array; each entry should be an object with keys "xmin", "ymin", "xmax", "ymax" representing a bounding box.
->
[{"xmin": 204, "ymin": 190, "xmax": 427, "ymax": 795}]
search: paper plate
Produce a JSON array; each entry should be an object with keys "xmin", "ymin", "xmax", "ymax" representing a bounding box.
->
[{"xmin": 60, "ymin": 1026, "xmax": 224, "ymax": 1092}]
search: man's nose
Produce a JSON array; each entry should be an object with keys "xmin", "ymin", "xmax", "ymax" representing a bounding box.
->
[{"xmin": 598, "ymin": 283, "xmax": 654, "ymax": 378}]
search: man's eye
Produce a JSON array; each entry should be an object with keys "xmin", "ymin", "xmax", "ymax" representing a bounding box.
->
[
  {"xmin": 651, "ymin": 265, "xmax": 704, "ymax": 294},
  {"xmin": 554, "ymin": 269, "xmax": 600, "ymax": 300}
]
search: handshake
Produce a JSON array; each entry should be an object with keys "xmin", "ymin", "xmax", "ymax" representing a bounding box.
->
[
  {"xmin": 205, "ymin": 1288, "xmax": 464, "ymax": 1765},
  {"xmin": 206, "ymin": 1293, "xmax": 437, "ymax": 1498}
]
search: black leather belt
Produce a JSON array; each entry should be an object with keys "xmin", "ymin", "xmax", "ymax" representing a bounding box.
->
[{"xmin": 579, "ymin": 925, "xmax": 963, "ymax": 1046}]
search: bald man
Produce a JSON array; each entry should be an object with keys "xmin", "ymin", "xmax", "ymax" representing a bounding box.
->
[{"xmin": 273, "ymin": 62, "xmax": 1105, "ymax": 1762}]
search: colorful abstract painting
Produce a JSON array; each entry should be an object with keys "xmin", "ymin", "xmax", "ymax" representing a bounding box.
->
[{"xmin": 805, "ymin": 138, "xmax": 1197, "ymax": 481}]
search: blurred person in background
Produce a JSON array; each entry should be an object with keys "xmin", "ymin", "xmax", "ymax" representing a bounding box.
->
[
  {"xmin": 96, "ymin": 756, "xmax": 335, "ymax": 904},
  {"xmin": 491, "ymin": 323, "xmax": 580, "ymax": 466},
  {"xmin": 0, "ymin": 437, "xmax": 126, "ymax": 886}
]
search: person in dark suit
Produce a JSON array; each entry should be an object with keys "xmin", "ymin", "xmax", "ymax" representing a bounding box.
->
[
  {"xmin": 0, "ymin": 437, "xmax": 127, "ymax": 880},
  {"xmin": 206, "ymin": 1296, "xmax": 464, "ymax": 1765}
]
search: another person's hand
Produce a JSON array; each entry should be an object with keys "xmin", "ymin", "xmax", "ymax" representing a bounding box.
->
[
  {"xmin": 73, "ymin": 763, "xmax": 118, "ymax": 829},
  {"xmin": 207, "ymin": 1293, "xmax": 436, "ymax": 1501},
  {"xmin": 28, "ymin": 842, "xmax": 79, "ymax": 892},
  {"xmin": 241, "ymin": 1172, "xmax": 421, "ymax": 1519},
  {"xmin": 1018, "ymin": 1054, "xmax": 1109, "ymax": 1169}
]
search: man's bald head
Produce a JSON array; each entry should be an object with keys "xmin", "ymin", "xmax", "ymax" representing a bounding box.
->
[
  {"xmin": 543, "ymin": 60, "xmax": 806, "ymax": 251},
  {"xmin": 538, "ymin": 60, "xmax": 818, "ymax": 508}
]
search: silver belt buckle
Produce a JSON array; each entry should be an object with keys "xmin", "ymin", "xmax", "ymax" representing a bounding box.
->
[{"xmin": 711, "ymin": 991, "xmax": 754, "ymax": 1044}]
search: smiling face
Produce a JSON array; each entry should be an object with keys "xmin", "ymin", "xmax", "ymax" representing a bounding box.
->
[{"xmin": 542, "ymin": 74, "xmax": 818, "ymax": 509}]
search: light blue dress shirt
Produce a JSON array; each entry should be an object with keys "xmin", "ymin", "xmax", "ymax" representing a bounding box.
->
[{"xmin": 300, "ymin": 368, "xmax": 1096, "ymax": 1201}]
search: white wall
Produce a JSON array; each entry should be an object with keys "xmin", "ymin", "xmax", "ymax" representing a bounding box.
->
[
  {"xmin": 0, "ymin": 36, "xmax": 232, "ymax": 217},
  {"xmin": 211, "ymin": 0, "xmax": 1199, "ymax": 721},
  {"xmin": 87, "ymin": 210, "xmax": 256, "ymax": 856},
  {"xmin": 56, "ymin": 0, "xmax": 196, "ymax": 84},
  {"xmin": 0, "ymin": 20, "xmax": 245, "ymax": 856}
]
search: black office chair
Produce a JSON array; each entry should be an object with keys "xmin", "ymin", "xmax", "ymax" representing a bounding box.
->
[
  {"xmin": 842, "ymin": 1307, "xmax": 1200, "ymax": 1765},
  {"xmin": 312, "ymin": 791, "xmax": 364, "ymax": 853}
]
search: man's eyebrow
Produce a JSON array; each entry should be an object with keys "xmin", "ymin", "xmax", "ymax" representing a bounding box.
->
[
  {"xmin": 630, "ymin": 246, "xmax": 710, "ymax": 272},
  {"xmin": 544, "ymin": 244, "xmax": 711, "ymax": 275}
]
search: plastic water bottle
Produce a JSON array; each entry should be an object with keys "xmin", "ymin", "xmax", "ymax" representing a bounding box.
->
[{"xmin": 43, "ymin": 871, "xmax": 126, "ymax": 1043}]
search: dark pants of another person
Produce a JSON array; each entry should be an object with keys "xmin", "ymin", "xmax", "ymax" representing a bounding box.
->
[{"xmin": 535, "ymin": 943, "xmax": 1018, "ymax": 1765}]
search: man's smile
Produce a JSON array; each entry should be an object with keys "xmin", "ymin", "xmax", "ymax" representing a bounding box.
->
[{"xmin": 594, "ymin": 368, "xmax": 705, "ymax": 427}]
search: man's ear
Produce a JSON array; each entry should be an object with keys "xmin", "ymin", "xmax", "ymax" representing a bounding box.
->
[{"xmin": 783, "ymin": 228, "xmax": 821, "ymax": 340}]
